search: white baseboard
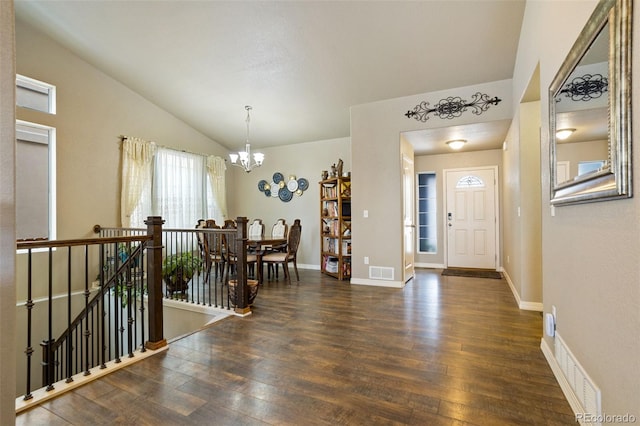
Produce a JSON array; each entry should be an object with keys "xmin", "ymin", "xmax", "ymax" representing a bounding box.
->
[
  {"xmin": 415, "ymin": 262, "xmax": 445, "ymax": 269},
  {"xmin": 502, "ymin": 269, "xmax": 543, "ymax": 312},
  {"xmin": 541, "ymin": 338, "xmax": 594, "ymax": 426},
  {"xmin": 16, "ymin": 345, "xmax": 169, "ymax": 413},
  {"xmin": 350, "ymin": 278, "xmax": 405, "ymax": 288},
  {"xmin": 297, "ymin": 263, "xmax": 320, "ymax": 270}
]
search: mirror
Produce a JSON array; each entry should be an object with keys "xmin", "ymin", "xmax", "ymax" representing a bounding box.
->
[{"xmin": 549, "ymin": 0, "xmax": 632, "ymax": 206}]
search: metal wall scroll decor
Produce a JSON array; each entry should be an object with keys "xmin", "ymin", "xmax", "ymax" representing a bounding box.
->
[
  {"xmin": 404, "ymin": 92, "xmax": 502, "ymax": 122},
  {"xmin": 258, "ymin": 172, "xmax": 309, "ymax": 203},
  {"xmin": 556, "ymin": 73, "xmax": 608, "ymax": 102}
]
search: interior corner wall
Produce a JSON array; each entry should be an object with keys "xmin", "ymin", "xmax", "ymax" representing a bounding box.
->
[
  {"xmin": 0, "ymin": 2, "xmax": 17, "ymax": 423},
  {"xmin": 502, "ymin": 120, "xmax": 522, "ymax": 299},
  {"xmin": 518, "ymin": 100, "xmax": 542, "ymax": 306},
  {"xmin": 227, "ymin": 137, "xmax": 351, "ymax": 269},
  {"xmin": 15, "ymin": 17, "xmax": 229, "ymax": 240},
  {"xmin": 514, "ymin": 0, "xmax": 640, "ymax": 416}
]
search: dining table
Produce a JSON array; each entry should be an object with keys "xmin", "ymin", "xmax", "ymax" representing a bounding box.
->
[{"xmin": 247, "ymin": 236, "xmax": 287, "ymax": 283}]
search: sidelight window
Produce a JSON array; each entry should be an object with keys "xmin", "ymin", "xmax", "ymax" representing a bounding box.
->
[{"xmin": 417, "ymin": 172, "xmax": 437, "ymax": 253}]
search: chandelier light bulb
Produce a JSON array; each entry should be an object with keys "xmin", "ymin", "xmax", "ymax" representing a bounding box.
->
[{"xmin": 228, "ymin": 105, "xmax": 264, "ymax": 172}]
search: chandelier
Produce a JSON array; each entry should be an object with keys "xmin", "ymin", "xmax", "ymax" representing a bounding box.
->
[{"xmin": 229, "ymin": 105, "xmax": 264, "ymax": 172}]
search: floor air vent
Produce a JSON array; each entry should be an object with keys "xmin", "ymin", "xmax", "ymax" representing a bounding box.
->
[{"xmin": 369, "ymin": 266, "xmax": 394, "ymax": 281}]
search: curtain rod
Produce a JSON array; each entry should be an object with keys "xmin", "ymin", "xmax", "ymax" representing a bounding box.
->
[{"xmin": 119, "ymin": 135, "xmax": 226, "ymax": 160}]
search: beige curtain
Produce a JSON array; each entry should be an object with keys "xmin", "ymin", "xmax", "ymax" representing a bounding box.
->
[
  {"xmin": 121, "ymin": 137, "xmax": 156, "ymax": 227},
  {"xmin": 206, "ymin": 155, "xmax": 227, "ymax": 220}
]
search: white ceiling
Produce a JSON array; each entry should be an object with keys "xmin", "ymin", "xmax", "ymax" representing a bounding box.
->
[{"xmin": 15, "ymin": 0, "xmax": 526, "ymax": 152}]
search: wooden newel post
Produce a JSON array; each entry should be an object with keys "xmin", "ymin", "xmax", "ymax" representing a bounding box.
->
[
  {"xmin": 145, "ymin": 216, "xmax": 167, "ymax": 350},
  {"xmin": 234, "ymin": 217, "xmax": 250, "ymax": 314}
]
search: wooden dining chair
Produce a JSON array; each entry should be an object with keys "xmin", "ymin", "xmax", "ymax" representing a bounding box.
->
[
  {"xmin": 267, "ymin": 218, "xmax": 288, "ymax": 279},
  {"xmin": 204, "ymin": 219, "xmax": 226, "ymax": 284},
  {"xmin": 248, "ymin": 219, "xmax": 264, "ymax": 240},
  {"xmin": 262, "ymin": 219, "xmax": 301, "ymax": 285},
  {"xmin": 196, "ymin": 219, "xmax": 225, "ymax": 285},
  {"xmin": 222, "ymin": 219, "xmax": 257, "ymax": 281}
]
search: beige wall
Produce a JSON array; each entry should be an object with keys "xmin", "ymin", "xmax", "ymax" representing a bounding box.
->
[
  {"xmin": 15, "ymin": 17, "xmax": 229, "ymax": 240},
  {"xmin": 14, "ymin": 18, "xmax": 233, "ymax": 303},
  {"xmin": 556, "ymin": 139, "xmax": 608, "ymax": 180},
  {"xmin": 517, "ymin": 101, "xmax": 542, "ymax": 306},
  {"xmin": 0, "ymin": 1, "xmax": 17, "ymax": 423},
  {"xmin": 9, "ymin": 0, "xmax": 640, "ymax": 417},
  {"xmin": 514, "ymin": 0, "xmax": 640, "ymax": 416},
  {"xmin": 351, "ymin": 79, "xmax": 513, "ymax": 287},
  {"xmin": 227, "ymin": 137, "xmax": 351, "ymax": 269},
  {"xmin": 414, "ymin": 149, "xmax": 503, "ymax": 268}
]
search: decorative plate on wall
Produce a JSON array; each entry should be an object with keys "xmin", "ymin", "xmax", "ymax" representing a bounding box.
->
[
  {"xmin": 257, "ymin": 172, "xmax": 310, "ymax": 202},
  {"xmin": 273, "ymin": 172, "xmax": 284, "ymax": 184},
  {"xmin": 287, "ymin": 179, "xmax": 298, "ymax": 192},
  {"xmin": 278, "ymin": 187, "xmax": 293, "ymax": 202},
  {"xmin": 297, "ymin": 178, "xmax": 309, "ymax": 191},
  {"xmin": 270, "ymin": 182, "xmax": 280, "ymax": 197}
]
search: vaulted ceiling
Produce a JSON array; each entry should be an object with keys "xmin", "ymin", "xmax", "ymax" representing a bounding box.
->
[{"xmin": 15, "ymin": 1, "xmax": 526, "ymax": 152}]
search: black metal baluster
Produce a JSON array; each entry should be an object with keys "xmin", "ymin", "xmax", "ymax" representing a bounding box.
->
[
  {"xmin": 65, "ymin": 247, "xmax": 73, "ymax": 383},
  {"xmin": 139, "ymin": 242, "xmax": 146, "ymax": 353},
  {"xmin": 90, "ymin": 305, "xmax": 96, "ymax": 367},
  {"xmin": 83, "ymin": 244, "xmax": 91, "ymax": 376},
  {"xmin": 23, "ymin": 249, "xmax": 34, "ymax": 400},
  {"xmin": 42, "ymin": 247, "xmax": 55, "ymax": 391},
  {"xmin": 99, "ymin": 243, "xmax": 107, "ymax": 369},
  {"xmin": 126, "ymin": 241, "xmax": 134, "ymax": 358},
  {"xmin": 114, "ymin": 242, "xmax": 121, "ymax": 363}
]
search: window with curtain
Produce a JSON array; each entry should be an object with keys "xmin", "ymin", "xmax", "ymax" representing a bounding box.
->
[
  {"xmin": 123, "ymin": 139, "xmax": 226, "ymax": 229},
  {"xmin": 154, "ymin": 148, "xmax": 207, "ymax": 229}
]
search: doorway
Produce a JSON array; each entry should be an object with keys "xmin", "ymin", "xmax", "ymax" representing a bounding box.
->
[{"xmin": 444, "ymin": 166, "xmax": 499, "ymax": 270}]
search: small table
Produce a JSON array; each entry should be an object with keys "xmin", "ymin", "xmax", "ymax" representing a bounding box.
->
[{"xmin": 247, "ymin": 236, "xmax": 287, "ymax": 283}]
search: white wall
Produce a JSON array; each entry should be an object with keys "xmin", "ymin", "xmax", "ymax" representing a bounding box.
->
[{"xmin": 514, "ymin": 0, "xmax": 640, "ymax": 416}]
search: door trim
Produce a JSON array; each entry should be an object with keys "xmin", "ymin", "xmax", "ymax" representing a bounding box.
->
[{"xmin": 443, "ymin": 165, "xmax": 500, "ymax": 270}]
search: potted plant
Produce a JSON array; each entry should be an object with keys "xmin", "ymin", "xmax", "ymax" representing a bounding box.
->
[
  {"xmin": 162, "ymin": 251, "xmax": 203, "ymax": 297},
  {"xmin": 95, "ymin": 242, "xmax": 143, "ymax": 307}
]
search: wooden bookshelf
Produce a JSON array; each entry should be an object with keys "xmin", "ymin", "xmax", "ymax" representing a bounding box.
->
[{"xmin": 320, "ymin": 176, "xmax": 351, "ymax": 280}]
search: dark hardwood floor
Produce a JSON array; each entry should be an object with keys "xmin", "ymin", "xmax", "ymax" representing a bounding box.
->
[{"xmin": 17, "ymin": 269, "xmax": 576, "ymax": 425}]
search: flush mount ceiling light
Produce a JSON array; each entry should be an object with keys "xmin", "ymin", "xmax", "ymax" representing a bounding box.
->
[
  {"xmin": 446, "ymin": 139, "xmax": 467, "ymax": 150},
  {"xmin": 556, "ymin": 128, "xmax": 576, "ymax": 140},
  {"xmin": 229, "ymin": 106, "xmax": 264, "ymax": 173}
]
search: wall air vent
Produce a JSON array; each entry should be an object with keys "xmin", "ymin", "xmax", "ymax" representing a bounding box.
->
[
  {"xmin": 369, "ymin": 266, "xmax": 394, "ymax": 281},
  {"xmin": 555, "ymin": 332, "xmax": 601, "ymax": 422}
]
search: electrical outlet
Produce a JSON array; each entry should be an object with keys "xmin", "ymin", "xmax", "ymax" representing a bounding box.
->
[{"xmin": 364, "ymin": 256, "xmax": 369, "ymax": 265}]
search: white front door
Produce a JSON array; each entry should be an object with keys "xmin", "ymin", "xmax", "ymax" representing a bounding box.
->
[{"xmin": 445, "ymin": 167, "xmax": 498, "ymax": 269}]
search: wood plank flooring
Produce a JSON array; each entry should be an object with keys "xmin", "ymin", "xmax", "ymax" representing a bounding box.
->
[{"xmin": 17, "ymin": 269, "xmax": 576, "ymax": 425}]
